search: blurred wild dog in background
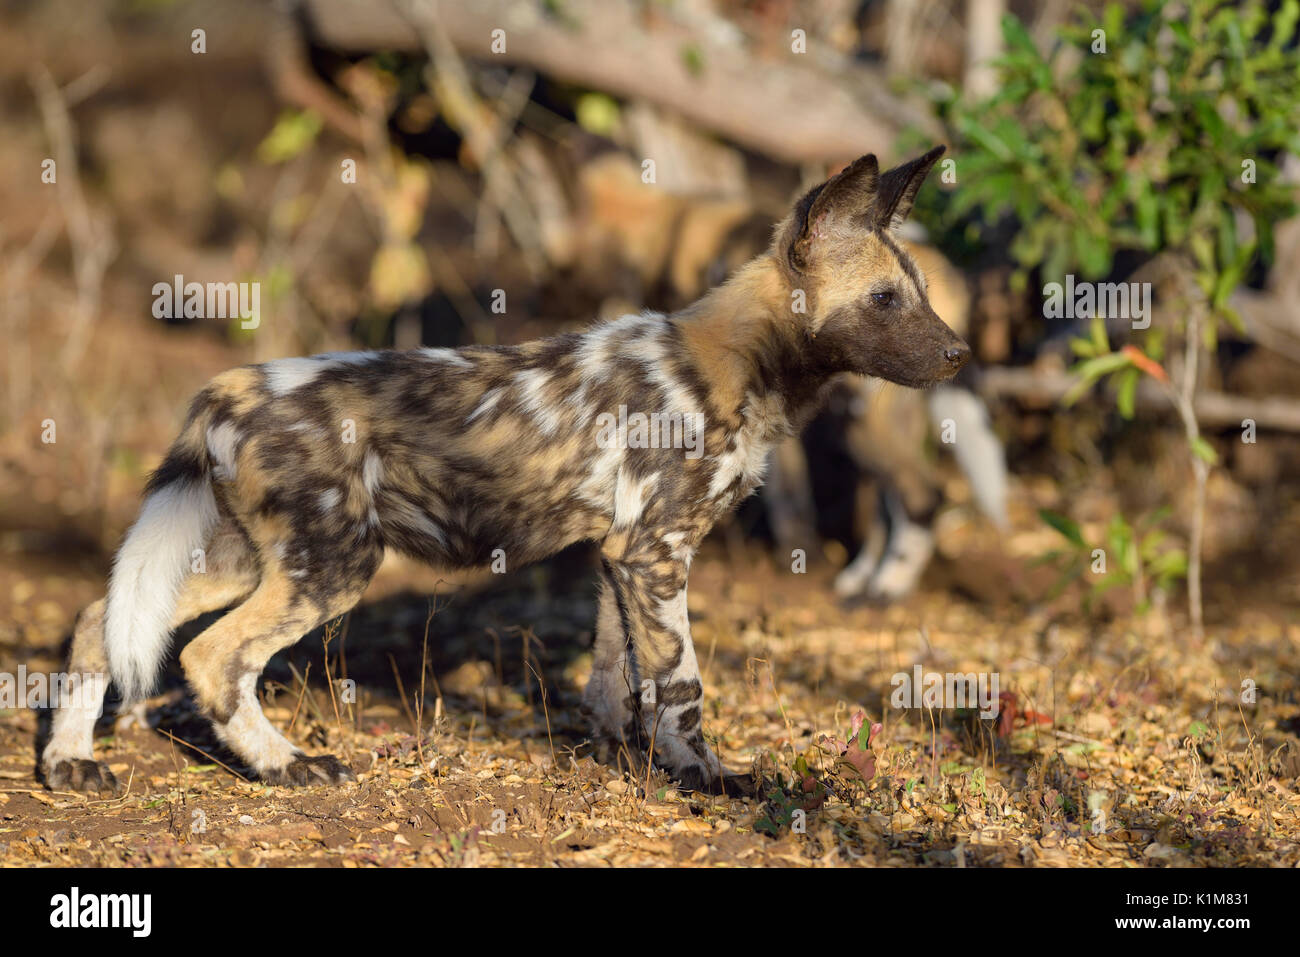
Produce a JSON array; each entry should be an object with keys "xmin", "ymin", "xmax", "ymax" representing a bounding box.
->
[{"xmin": 766, "ymin": 235, "xmax": 1008, "ymax": 603}]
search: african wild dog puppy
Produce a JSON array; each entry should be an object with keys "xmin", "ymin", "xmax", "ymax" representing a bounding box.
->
[{"xmin": 42, "ymin": 146, "xmax": 968, "ymax": 797}]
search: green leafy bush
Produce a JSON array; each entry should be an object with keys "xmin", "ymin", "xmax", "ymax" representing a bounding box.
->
[
  {"xmin": 913, "ymin": 0, "xmax": 1299, "ymax": 630},
  {"xmin": 921, "ymin": 0, "xmax": 1299, "ymax": 306},
  {"xmin": 1039, "ymin": 507, "xmax": 1188, "ymax": 614}
]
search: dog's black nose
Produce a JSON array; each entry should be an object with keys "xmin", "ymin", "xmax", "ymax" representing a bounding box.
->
[{"xmin": 944, "ymin": 344, "xmax": 971, "ymax": 369}]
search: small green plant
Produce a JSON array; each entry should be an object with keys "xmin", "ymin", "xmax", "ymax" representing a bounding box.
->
[
  {"xmin": 755, "ymin": 712, "xmax": 882, "ymax": 835},
  {"xmin": 917, "ymin": 0, "xmax": 1300, "ymax": 636},
  {"xmin": 1063, "ymin": 316, "xmax": 1221, "ymax": 467},
  {"xmin": 923, "ymin": 0, "xmax": 1300, "ymax": 291},
  {"xmin": 1039, "ymin": 505, "xmax": 1188, "ymax": 614}
]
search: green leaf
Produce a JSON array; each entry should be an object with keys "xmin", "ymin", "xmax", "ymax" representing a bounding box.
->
[
  {"xmin": 257, "ymin": 110, "xmax": 322, "ymax": 164},
  {"xmin": 679, "ymin": 43, "xmax": 705, "ymax": 77},
  {"xmin": 1090, "ymin": 315, "xmax": 1110, "ymax": 355},
  {"xmin": 1046, "ymin": 558, "xmax": 1085, "ymax": 601},
  {"xmin": 1135, "ymin": 187, "xmax": 1160, "ymax": 248},
  {"xmin": 575, "ymin": 93, "xmax": 621, "ymax": 136},
  {"xmin": 1073, "ymin": 352, "xmax": 1133, "ymax": 380},
  {"xmin": 1148, "ymin": 549, "xmax": 1189, "ymax": 581},
  {"xmin": 1116, "ymin": 367, "xmax": 1139, "ymax": 419},
  {"xmin": 1220, "ymin": 303, "xmax": 1245, "ymax": 336},
  {"xmin": 1076, "ymin": 231, "xmax": 1113, "ymax": 278},
  {"xmin": 1190, "ymin": 435, "xmax": 1219, "ymax": 465},
  {"xmin": 1062, "ymin": 352, "xmax": 1132, "ymax": 406},
  {"xmin": 1269, "ymin": 0, "xmax": 1299, "ymax": 51},
  {"xmin": 1040, "ymin": 509, "xmax": 1086, "ymax": 547},
  {"xmin": 1091, "ymin": 574, "xmax": 1123, "ymax": 596}
]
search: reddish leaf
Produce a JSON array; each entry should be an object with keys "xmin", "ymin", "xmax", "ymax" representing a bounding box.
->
[
  {"xmin": 1121, "ymin": 345, "xmax": 1169, "ymax": 383},
  {"xmin": 997, "ymin": 691, "xmax": 1019, "ymax": 738},
  {"xmin": 817, "ymin": 718, "xmax": 883, "ymax": 784}
]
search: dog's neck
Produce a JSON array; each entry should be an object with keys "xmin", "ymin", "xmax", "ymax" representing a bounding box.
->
[{"xmin": 672, "ymin": 253, "xmax": 838, "ymax": 437}]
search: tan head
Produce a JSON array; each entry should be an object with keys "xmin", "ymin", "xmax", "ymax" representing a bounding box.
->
[{"xmin": 776, "ymin": 146, "xmax": 970, "ymax": 388}]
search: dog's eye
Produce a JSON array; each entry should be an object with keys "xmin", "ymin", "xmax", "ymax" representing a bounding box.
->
[{"xmin": 872, "ymin": 291, "xmax": 894, "ymax": 306}]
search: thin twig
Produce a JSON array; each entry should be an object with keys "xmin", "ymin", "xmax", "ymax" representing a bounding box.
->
[
  {"xmin": 287, "ymin": 661, "xmax": 313, "ymax": 734},
  {"xmin": 28, "ymin": 66, "xmax": 117, "ymax": 371},
  {"xmin": 157, "ymin": 728, "xmax": 251, "ymax": 783}
]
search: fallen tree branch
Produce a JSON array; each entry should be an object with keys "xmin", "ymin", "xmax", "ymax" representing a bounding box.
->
[
  {"xmin": 1230, "ymin": 287, "xmax": 1300, "ymax": 365},
  {"xmin": 301, "ymin": 0, "xmax": 938, "ymax": 164},
  {"xmin": 978, "ymin": 366, "xmax": 1300, "ymax": 432}
]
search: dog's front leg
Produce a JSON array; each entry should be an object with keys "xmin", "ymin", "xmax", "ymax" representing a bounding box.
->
[{"xmin": 596, "ymin": 543, "xmax": 754, "ymax": 796}]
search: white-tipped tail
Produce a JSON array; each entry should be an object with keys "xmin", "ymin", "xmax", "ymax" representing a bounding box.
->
[{"xmin": 105, "ymin": 479, "xmax": 219, "ymax": 701}]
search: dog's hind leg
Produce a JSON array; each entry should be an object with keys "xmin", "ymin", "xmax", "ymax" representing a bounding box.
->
[
  {"xmin": 43, "ymin": 519, "xmax": 260, "ymax": 792},
  {"xmin": 42, "ymin": 599, "xmax": 120, "ymax": 793},
  {"xmin": 865, "ymin": 486, "xmax": 936, "ymax": 601},
  {"xmin": 837, "ymin": 382, "xmax": 939, "ymax": 602},
  {"xmin": 834, "ymin": 488, "xmax": 890, "ymax": 599},
  {"xmin": 582, "ymin": 563, "xmax": 641, "ymax": 769},
  {"xmin": 178, "ymin": 544, "xmax": 380, "ymax": 786}
]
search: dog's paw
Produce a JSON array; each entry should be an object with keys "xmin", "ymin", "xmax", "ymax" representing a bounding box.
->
[
  {"xmin": 584, "ymin": 713, "xmax": 647, "ymax": 767},
  {"xmin": 674, "ymin": 763, "xmax": 761, "ymax": 799},
  {"xmin": 833, "ymin": 559, "xmax": 877, "ymax": 600},
  {"xmin": 46, "ymin": 758, "xmax": 120, "ymax": 795},
  {"xmin": 264, "ymin": 753, "xmax": 356, "ymax": 787}
]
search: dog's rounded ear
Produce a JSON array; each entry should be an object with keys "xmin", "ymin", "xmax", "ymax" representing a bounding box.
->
[
  {"xmin": 869, "ymin": 145, "xmax": 946, "ymax": 231},
  {"xmin": 783, "ymin": 154, "xmax": 880, "ymax": 273}
]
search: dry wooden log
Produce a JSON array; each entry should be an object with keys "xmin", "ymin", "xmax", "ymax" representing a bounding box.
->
[
  {"xmin": 979, "ymin": 366, "xmax": 1300, "ymax": 432},
  {"xmin": 301, "ymin": 0, "xmax": 939, "ymax": 164}
]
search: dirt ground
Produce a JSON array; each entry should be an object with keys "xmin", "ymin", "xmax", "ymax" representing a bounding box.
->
[
  {"xmin": 3, "ymin": 319, "xmax": 1300, "ymax": 869},
  {"xmin": 3, "ymin": 475, "xmax": 1299, "ymax": 867}
]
